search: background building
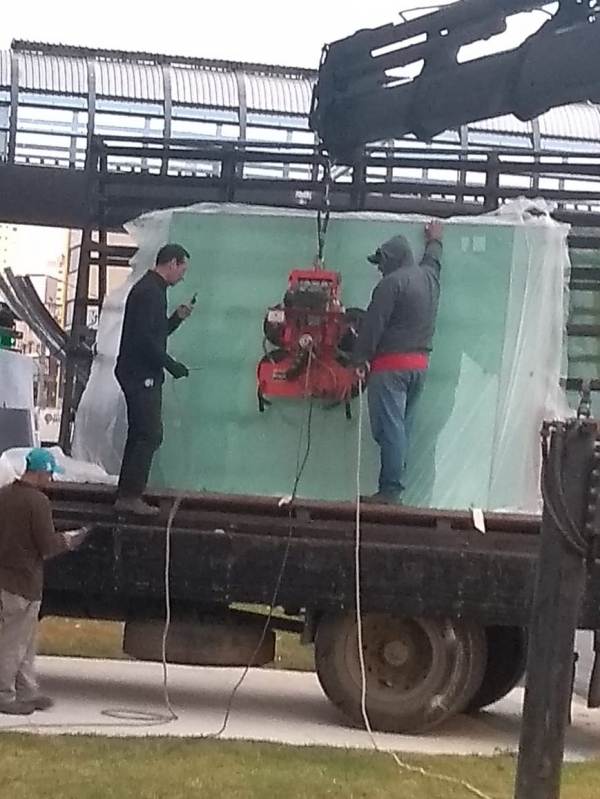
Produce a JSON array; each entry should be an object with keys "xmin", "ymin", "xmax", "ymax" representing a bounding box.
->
[
  {"xmin": 17, "ymin": 274, "xmax": 62, "ymax": 407},
  {"xmin": 64, "ymin": 229, "xmax": 130, "ymax": 331},
  {"xmin": 0, "ymin": 223, "xmax": 18, "ymax": 270}
]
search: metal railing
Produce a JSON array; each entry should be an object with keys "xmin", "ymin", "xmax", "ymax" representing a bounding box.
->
[{"xmin": 92, "ymin": 137, "xmax": 600, "ymax": 218}]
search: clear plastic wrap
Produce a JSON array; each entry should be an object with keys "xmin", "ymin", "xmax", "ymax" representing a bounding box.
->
[
  {"xmin": 0, "ymin": 446, "xmax": 117, "ymax": 488},
  {"xmin": 71, "ymin": 209, "xmax": 175, "ymax": 475},
  {"xmin": 0, "ymin": 349, "xmax": 36, "ymax": 449},
  {"xmin": 72, "ymin": 199, "xmax": 571, "ymax": 512},
  {"xmin": 0, "ymin": 349, "xmax": 34, "ymax": 411}
]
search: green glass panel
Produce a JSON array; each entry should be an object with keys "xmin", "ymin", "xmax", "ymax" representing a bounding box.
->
[{"xmin": 148, "ymin": 210, "xmax": 543, "ymax": 511}]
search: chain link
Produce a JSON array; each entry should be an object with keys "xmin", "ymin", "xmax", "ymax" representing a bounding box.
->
[
  {"xmin": 316, "ymin": 145, "xmax": 332, "ymax": 265},
  {"xmin": 577, "ymin": 379, "xmax": 592, "ymax": 420}
]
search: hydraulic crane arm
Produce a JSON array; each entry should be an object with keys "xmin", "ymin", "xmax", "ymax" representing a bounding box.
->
[{"xmin": 310, "ymin": 0, "xmax": 600, "ymax": 163}]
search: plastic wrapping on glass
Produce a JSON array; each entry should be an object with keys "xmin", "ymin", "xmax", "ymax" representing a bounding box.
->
[
  {"xmin": 0, "ymin": 349, "xmax": 35, "ymax": 406},
  {"xmin": 0, "ymin": 446, "xmax": 117, "ymax": 488},
  {"xmin": 0, "ymin": 349, "xmax": 36, "ymax": 448},
  {"xmin": 72, "ymin": 199, "xmax": 572, "ymax": 513}
]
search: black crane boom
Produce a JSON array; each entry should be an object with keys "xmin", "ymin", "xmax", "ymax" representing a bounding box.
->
[{"xmin": 310, "ymin": 0, "xmax": 600, "ymax": 162}]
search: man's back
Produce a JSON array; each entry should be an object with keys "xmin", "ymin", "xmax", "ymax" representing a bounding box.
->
[
  {"xmin": 354, "ymin": 237, "xmax": 443, "ymax": 363},
  {"xmin": 116, "ymin": 271, "xmax": 170, "ymax": 384},
  {"xmin": 379, "ymin": 241, "xmax": 442, "ymax": 355},
  {"xmin": 0, "ymin": 481, "xmax": 63, "ymax": 601}
]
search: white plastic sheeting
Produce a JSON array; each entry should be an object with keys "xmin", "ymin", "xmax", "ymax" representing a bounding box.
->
[
  {"xmin": 0, "ymin": 349, "xmax": 36, "ymax": 450},
  {"xmin": 474, "ymin": 199, "xmax": 572, "ymax": 513},
  {"xmin": 72, "ymin": 208, "xmax": 175, "ymax": 475},
  {"xmin": 0, "ymin": 349, "xmax": 34, "ymax": 411},
  {"xmin": 0, "ymin": 446, "xmax": 117, "ymax": 489},
  {"xmin": 72, "ymin": 199, "xmax": 571, "ymax": 512}
]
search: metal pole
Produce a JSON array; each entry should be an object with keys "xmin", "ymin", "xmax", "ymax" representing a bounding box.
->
[
  {"xmin": 514, "ymin": 419, "xmax": 597, "ymax": 799},
  {"xmin": 58, "ymin": 139, "xmax": 101, "ymax": 453}
]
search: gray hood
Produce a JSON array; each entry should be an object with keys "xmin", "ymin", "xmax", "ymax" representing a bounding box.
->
[{"xmin": 367, "ymin": 235, "xmax": 416, "ymax": 276}]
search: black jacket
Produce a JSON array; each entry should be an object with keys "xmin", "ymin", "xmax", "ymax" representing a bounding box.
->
[
  {"xmin": 115, "ymin": 270, "xmax": 182, "ymax": 386},
  {"xmin": 353, "ymin": 235, "xmax": 443, "ymax": 364}
]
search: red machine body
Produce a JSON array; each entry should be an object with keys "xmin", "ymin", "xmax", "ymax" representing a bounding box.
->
[{"xmin": 257, "ymin": 265, "xmax": 364, "ymax": 412}]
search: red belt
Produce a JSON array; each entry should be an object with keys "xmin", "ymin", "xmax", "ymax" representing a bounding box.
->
[{"xmin": 370, "ymin": 352, "xmax": 429, "ymax": 372}]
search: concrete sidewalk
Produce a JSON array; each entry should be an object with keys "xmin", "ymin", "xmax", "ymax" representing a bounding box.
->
[{"xmin": 0, "ymin": 656, "xmax": 599, "ymax": 761}]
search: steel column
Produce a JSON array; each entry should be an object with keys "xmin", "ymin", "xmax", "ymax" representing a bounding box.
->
[
  {"xmin": 85, "ymin": 58, "xmax": 97, "ymax": 169},
  {"xmin": 160, "ymin": 62, "xmax": 173, "ymax": 177},
  {"xmin": 235, "ymin": 70, "xmax": 248, "ymax": 182},
  {"xmin": 7, "ymin": 51, "xmax": 19, "ymax": 164}
]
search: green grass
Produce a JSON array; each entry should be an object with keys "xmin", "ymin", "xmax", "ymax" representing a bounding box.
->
[
  {"xmin": 25, "ymin": 618, "xmax": 600, "ymax": 798},
  {"xmin": 39, "ymin": 618, "xmax": 125, "ymax": 661},
  {"xmin": 272, "ymin": 630, "xmax": 314, "ymax": 671},
  {"xmin": 38, "ymin": 615, "xmax": 315, "ymax": 671},
  {"xmin": 0, "ymin": 735, "xmax": 598, "ymax": 799}
]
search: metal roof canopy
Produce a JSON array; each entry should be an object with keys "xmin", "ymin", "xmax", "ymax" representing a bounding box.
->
[
  {"xmin": 1, "ymin": 41, "xmax": 600, "ymax": 145},
  {"xmin": 0, "ymin": 41, "xmax": 314, "ymax": 114}
]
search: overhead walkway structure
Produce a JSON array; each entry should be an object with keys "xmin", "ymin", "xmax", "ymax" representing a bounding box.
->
[{"xmin": 1, "ymin": 41, "xmax": 600, "ymax": 447}]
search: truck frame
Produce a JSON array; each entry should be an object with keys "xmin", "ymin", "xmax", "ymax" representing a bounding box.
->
[
  {"xmin": 31, "ymin": 131, "xmax": 600, "ymax": 739},
  {"xmin": 42, "ymin": 478, "xmax": 600, "ymax": 734}
]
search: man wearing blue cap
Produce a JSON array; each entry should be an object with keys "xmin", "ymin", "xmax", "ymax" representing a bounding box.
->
[{"xmin": 0, "ymin": 448, "xmax": 89, "ymax": 715}]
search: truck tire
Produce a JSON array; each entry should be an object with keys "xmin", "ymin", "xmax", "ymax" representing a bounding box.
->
[
  {"xmin": 314, "ymin": 612, "xmax": 487, "ymax": 734},
  {"xmin": 466, "ymin": 626, "xmax": 528, "ymax": 713}
]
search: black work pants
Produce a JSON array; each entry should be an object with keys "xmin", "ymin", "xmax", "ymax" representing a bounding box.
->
[{"xmin": 117, "ymin": 377, "xmax": 164, "ymax": 499}]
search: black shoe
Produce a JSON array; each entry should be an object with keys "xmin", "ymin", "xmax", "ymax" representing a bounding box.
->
[
  {"xmin": 20, "ymin": 695, "xmax": 54, "ymax": 711},
  {"xmin": 360, "ymin": 492, "xmax": 403, "ymax": 506},
  {"xmin": 0, "ymin": 699, "xmax": 35, "ymax": 716},
  {"xmin": 114, "ymin": 497, "xmax": 160, "ymax": 516}
]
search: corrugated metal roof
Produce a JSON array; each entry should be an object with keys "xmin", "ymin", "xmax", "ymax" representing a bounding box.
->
[
  {"xmin": 10, "ymin": 40, "xmax": 317, "ymax": 80},
  {"xmin": 18, "ymin": 52, "xmax": 88, "ymax": 94},
  {"xmin": 538, "ymin": 104, "xmax": 600, "ymax": 140},
  {"xmin": 243, "ymin": 73, "xmax": 311, "ymax": 115},
  {"xmin": 171, "ymin": 65, "xmax": 239, "ymax": 109},
  {"xmin": 469, "ymin": 114, "xmax": 533, "ymax": 135},
  {"xmin": 0, "ymin": 51, "xmax": 10, "ymax": 88},
  {"xmin": 96, "ymin": 59, "xmax": 163, "ymax": 101},
  {"xmin": 467, "ymin": 105, "xmax": 600, "ymax": 142},
  {"xmin": 2, "ymin": 44, "xmax": 600, "ymax": 141}
]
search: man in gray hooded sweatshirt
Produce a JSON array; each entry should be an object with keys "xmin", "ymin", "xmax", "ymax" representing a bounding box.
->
[{"xmin": 353, "ymin": 221, "xmax": 443, "ymax": 504}]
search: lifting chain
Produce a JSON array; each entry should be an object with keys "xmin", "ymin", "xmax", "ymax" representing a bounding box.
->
[{"xmin": 316, "ymin": 144, "xmax": 332, "ymax": 266}]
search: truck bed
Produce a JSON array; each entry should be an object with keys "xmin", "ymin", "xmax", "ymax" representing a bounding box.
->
[{"xmin": 41, "ymin": 483, "xmax": 600, "ymax": 629}]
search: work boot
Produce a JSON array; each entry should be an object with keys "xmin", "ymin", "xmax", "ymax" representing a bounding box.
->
[
  {"xmin": 114, "ymin": 497, "xmax": 160, "ymax": 516},
  {"xmin": 21, "ymin": 695, "xmax": 54, "ymax": 711},
  {"xmin": 360, "ymin": 492, "xmax": 403, "ymax": 506},
  {"xmin": 0, "ymin": 699, "xmax": 35, "ymax": 716}
]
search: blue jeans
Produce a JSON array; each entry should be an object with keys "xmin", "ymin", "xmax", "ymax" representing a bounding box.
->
[{"xmin": 367, "ymin": 368, "xmax": 426, "ymax": 499}]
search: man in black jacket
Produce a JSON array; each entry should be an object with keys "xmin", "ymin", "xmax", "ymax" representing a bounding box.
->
[
  {"xmin": 114, "ymin": 243, "xmax": 193, "ymax": 515},
  {"xmin": 353, "ymin": 221, "xmax": 443, "ymax": 504}
]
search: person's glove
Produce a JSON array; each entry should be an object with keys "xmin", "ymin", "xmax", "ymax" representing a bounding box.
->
[{"xmin": 170, "ymin": 361, "xmax": 189, "ymax": 380}]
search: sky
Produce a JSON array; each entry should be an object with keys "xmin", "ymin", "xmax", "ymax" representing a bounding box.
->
[
  {"xmin": 1, "ymin": 225, "xmax": 69, "ymax": 277},
  {"xmin": 1, "ymin": 0, "xmax": 555, "ymax": 273}
]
